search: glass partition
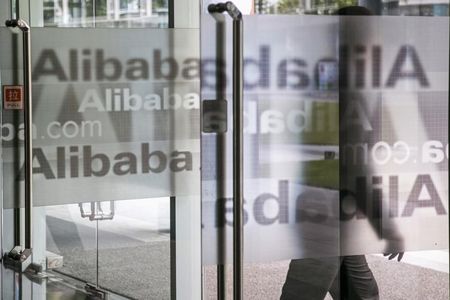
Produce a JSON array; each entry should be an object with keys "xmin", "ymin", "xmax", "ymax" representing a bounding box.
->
[
  {"xmin": 201, "ymin": 13, "xmax": 342, "ymax": 299},
  {"xmin": 201, "ymin": 3, "xmax": 449, "ymax": 300},
  {"xmin": 0, "ymin": 23, "xmax": 48, "ymax": 299},
  {"xmin": 1, "ymin": 1, "xmax": 449, "ymax": 299},
  {"xmin": 1, "ymin": 25, "xmax": 201, "ymax": 299}
]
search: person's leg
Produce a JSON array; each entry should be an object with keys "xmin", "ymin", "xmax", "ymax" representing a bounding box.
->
[
  {"xmin": 280, "ymin": 257, "xmax": 341, "ymax": 300},
  {"xmin": 328, "ymin": 263, "xmax": 345, "ymax": 300},
  {"xmin": 339, "ymin": 255, "xmax": 379, "ymax": 300}
]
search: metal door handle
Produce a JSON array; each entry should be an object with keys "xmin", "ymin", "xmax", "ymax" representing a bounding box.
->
[
  {"xmin": 208, "ymin": 3, "xmax": 243, "ymax": 300},
  {"xmin": 5, "ymin": 19, "xmax": 33, "ymax": 252},
  {"xmin": 79, "ymin": 201, "xmax": 116, "ymax": 221}
]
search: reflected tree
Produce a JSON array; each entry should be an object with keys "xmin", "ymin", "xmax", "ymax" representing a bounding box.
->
[
  {"xmin": 277, "ymin": 0, "xmax": 300, "ymax": 14},
  {"xmin": 276, "ymin": 0, "xmax": 358, "ymax": 14}
]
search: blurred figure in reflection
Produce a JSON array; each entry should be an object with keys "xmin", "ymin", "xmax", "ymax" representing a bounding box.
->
[{"xmin": 280, "ymin": 5, "xmax": 404, "ymax": 300}]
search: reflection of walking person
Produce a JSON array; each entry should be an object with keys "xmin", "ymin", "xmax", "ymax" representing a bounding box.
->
[
  {"xmin": 280, "ymin": 192, "xmax": 404, "ymax": 299},
  {"xmin": 281, "ymin": 256, "xmax": 378, "ymax": 300},
  {"xmin": 280, "ymin": 5, "xmax": 404, "ymax": 300}
]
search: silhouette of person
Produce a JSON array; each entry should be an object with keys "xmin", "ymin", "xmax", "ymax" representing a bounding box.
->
[{"xmin": 280, "ymin": 5, "xmax": 404, "ymax": 300}]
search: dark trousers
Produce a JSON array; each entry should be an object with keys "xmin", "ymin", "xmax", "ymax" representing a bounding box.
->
[{"xmin": 280, "ymin": 255, "xmax": 379, "ymax": 300}]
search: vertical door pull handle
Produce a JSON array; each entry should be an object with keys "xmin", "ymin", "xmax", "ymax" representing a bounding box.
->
[
  {"xmin": 208, "ymin": 3, "xmax": 244, "ymax": 300},
  {"xmin": 3, "ymin": 19, "xmax": 34, "ymax": 273}
]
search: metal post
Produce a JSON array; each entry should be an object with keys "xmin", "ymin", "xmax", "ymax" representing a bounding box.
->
[
  {"xmin": 170, "ymin": 196, "xmax": 177, "ymax": 300},
  {"xmin": 4, "ymin": 19, "xmax": 33, "ymax": 272},
  {"xmin": 168, "ymin": 0, "xmax": 174, "ymax": 28},
  {"xmin": 208, "ymin": 3, "xmax": 243, "ymax": 300}
]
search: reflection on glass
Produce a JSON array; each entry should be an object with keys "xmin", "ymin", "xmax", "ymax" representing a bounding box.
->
[
  {"xmin": 201, "ymin": 1, "xmax": 448, "ymax": 298},
  {"xmin": 98, "ymin": 198, "xmax": 171, "ymax": 299},
  {"xmin": 1, "ymin": 23, "xmax": 200, "ymax": 297},
  {"xmin": 253, "ymin": 0, "xmax": 449, "ymax": 16},
  {"xmin": 45, "ymin": 204, "xmax": 97, "ymax": 284},
  {"xmin": 42, "ymin": 0, "xmax": 168, "ymax": 27}
]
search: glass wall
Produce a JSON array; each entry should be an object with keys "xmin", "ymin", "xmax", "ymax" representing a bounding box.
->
[
  {"xmin": 28, "ymin": 26, "xmax": 200, "ymax": 299},
  {"xmin": 0, "ymin": 0, "xmax": 448, "ymax": 299},
  {"xmin": 1, "ymin": 1, "xmax": 202, "ymax": 299},
  {"xmin": 201, "ymin": 1, "xmax": 449, "ymax": 300}
]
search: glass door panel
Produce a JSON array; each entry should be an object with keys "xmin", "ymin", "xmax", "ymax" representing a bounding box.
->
[
  {"xmin": 201, "ymin": 1, "xmax": 449, "ymax": 299},
  {"xmin": 25, "ymin": 26, "xmax": 201, "ymax": 299},
  {"xmin": 0, "ymin": 20, "xmax": 51, "ymax": 299},
  {"xmin": 93, "ymin": 27, "xmax": 201, "ymax": 299},
  {"xmin": 2, "ymin": 1, "xmax": 202, "ymax": 298},
  {"xmin": 0, "ymin": 1, "xmax": 201, "ymax": 299},
  {"xmin": 201, "ymin": 12, "xmax": 341, "ymax": 299}
]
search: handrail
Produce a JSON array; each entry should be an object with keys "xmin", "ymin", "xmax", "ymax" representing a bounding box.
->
[{"xmin": 208, "ymin": 3, "xmax": 244, "ymax": 300}]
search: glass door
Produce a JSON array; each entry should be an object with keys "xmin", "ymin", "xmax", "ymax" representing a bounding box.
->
[
  {"xmin": 31, "ymin": 26, "xmax": 201, "ymax": 299},
  {"xmin": 1, "ymin": 1, "xmax": 202, "ymax": 299},
  {"xmin": 1, "ymin": 1, "xmax": 448, "ymax": 299},
  {"xmin": 201, "ymin": 1, "xmax": 449, "ymax": 299}
]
